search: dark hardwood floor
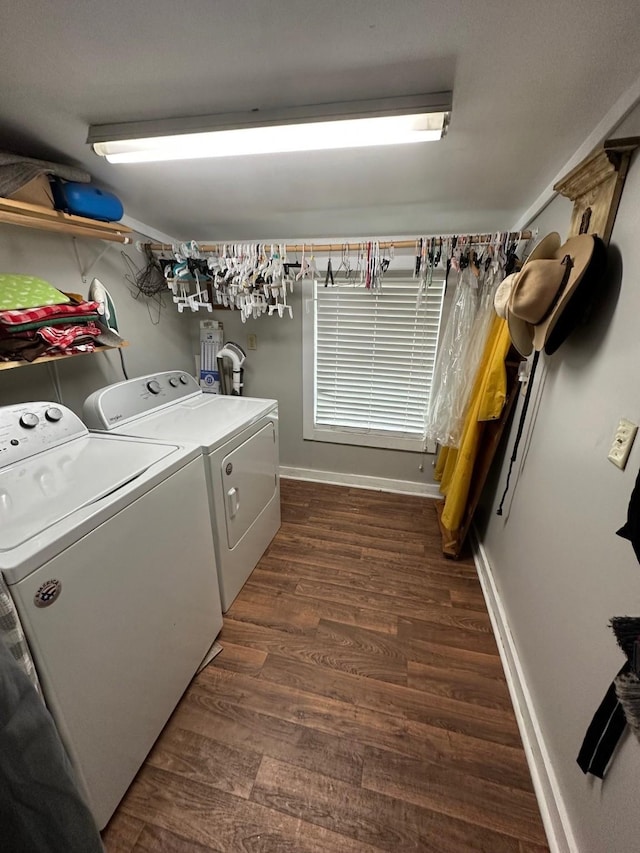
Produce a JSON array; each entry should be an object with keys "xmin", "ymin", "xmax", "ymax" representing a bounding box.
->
[{"xmin": 103, "ymin": 479, "xmax": 549, "ymax": 853}]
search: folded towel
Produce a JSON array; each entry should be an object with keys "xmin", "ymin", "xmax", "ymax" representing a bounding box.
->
[
  {"xmin": 0, "ymin": 301, "xmax": 101, "ymax": 326},
  {"xmin": 0, "ymin": 151, "xmax": 90, "ymax": 197}
]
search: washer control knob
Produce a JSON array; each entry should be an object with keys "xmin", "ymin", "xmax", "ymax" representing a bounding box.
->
[
  {"xmin": 169, "ymin": 377, "xmax": 179, "ymax": 387},
  {"xmin": 146, "ymin": 380, "xmax": 161, "ymax": 395},
  {"xmin": 19, "ymin": 412, "xmax": 39, "ymax": 429},
  {"xmin": 45, "ymin": 407, "xmax": 63, "ymax": 422},
  {"xmin": 179, "ymin": 374, "xmax": 189, "ymax": 385}
]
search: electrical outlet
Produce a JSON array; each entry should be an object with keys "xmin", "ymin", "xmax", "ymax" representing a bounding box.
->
[
  {"xmin": 247, "ymin": 334, "xmax": 257, "ymax": 350},
  {"xmin": 608, "ymin": 418, "xmax": 638, "ymax": 470}
]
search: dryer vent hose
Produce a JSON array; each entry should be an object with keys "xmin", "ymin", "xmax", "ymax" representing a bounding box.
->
[{"xmin": 216, "ymin": 342, "xmax": 246, "ymax": 395}]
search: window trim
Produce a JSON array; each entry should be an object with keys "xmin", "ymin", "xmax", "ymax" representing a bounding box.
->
[{"xmin": 302, "ymin": 274, "xmax": 441, "ymax": 453}]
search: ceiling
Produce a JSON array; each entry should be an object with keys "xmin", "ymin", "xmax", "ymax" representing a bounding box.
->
[{"xmin": 1, "ymin": 0, "xmax": 639, "ymax": 241}]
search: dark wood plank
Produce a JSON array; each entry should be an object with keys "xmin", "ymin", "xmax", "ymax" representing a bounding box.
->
[
  {"xmin": 221, "ymin": 618, "xmax": 408, "ymax": 685},
  {"xmin": 102, "ymin": 813, "xmax": 145, "ymax": 852},
  {"xmin": 519, "ymin": 842, "xmax": 551, "ymax": 853},
  {"xmin": 304, "ymin": 502, "xmax": 434, "ymax": 534},
  {"xmin": 173, "ymin": 690, "xmax": 365, "ymax": 785},
  {"xmin": 294, "ymin": 577, "xmax": 450, "ymax": 618},
  {"xmin": 146, "ymin": 724, "xmax": 262, "ymax": 797},
  {"xmin": 193, "ymin": 666, "xmax": 532, "ymax": 791},
  {"xmin": 121, "ymin": 764, "xmax": 382, "ymax": 853},
  {"xmin": 225, "ymin": 587, "xmax": 320, "ymax": 634},
  {"xmin": 252, "ymin": 756, "xmax": 520, "ymax": 853},
  {"xmin": 133, "ymin": 824, "xmax": 216, "ymax": 852},
  {"xmin": 362, "ymin": 746, "xmax": 548, "ymax": 845},
  {"xmin": 211, "ymin": 640, "xmax": 267, "ymax": 675},
  {"xmin": 244, "ymin": 570, "xmax": 299, "ymax": 593},
  {"xmin": 257, "ymin": 653, "xmax": 521, "ymax": 748},
  {"xmin": 407, "ymin": 659, "xmax": 513, "ymax": 711},
  {"xmin": 256, "ymin": 557, "xmax": 453, "ymax": 605},
  {"xmin": 269, "ymin": 532, "xmax": 364, "ymax": 563},
  {"xmin": 315, "ymin": 618, "xmax": 409, "ymax": 665},
  {"xmin": 227, "ymin": 584, "xmax": 398, "ymax": 636},
  {"xmin": 398, "ymin": 612, "xmax": 499, "ymax": 655},
  {"xmin": 278, "ymin": 518, "xmax": 430, "ymax": 553},
  {"xmin": 402, "ymin": 636, "xmax": 506, "ymax": 680},
  {"xmin": 450, "ymin": 584, "xmax": 489, "ymax": 611},
  {"xmin": 361, "ymin": 546, "xmax": 479, "ymax": 578}
]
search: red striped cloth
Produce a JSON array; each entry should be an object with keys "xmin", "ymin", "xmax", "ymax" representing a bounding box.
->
[
  {"xmin": 0, "ymin": 301, "xmax": 101, "ymax": 326},
  {"xmin": 36, "ymin": 322, "xmax": 102, "ymax": 351}
]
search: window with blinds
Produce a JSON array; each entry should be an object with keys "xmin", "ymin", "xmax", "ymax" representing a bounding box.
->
[{"xmin": 302, "ymin": 272, "xmax": 445, "ymax": 452}]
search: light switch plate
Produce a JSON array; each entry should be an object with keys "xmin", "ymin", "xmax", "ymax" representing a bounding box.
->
[
  {"xmin": 247, "ymin": 334, "xmax": 257, "ymax": 350},
  {"xmin": 608, "ymin": 418, "xmax": 638, "ymax": 470}
]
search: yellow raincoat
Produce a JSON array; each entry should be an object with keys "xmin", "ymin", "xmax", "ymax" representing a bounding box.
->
[{"xmin": 434, "ymin": 315, "xmax": 512, "ymax": 533}]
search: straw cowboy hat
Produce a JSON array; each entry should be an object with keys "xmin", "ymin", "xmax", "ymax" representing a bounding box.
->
[
  {"xmin": 494, "ymin": 232, "xmax": 595, "ymax": 356},
  {"xmin": 494, "ymin": 233, "xmax": 560, "ymax": 319}
]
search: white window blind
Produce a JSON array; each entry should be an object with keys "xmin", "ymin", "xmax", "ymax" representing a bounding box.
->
[{"xmin": 305, "ymin": 272, "xmax": 445, "ymax": 452}]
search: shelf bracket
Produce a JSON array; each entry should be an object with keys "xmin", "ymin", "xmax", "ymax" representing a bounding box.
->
[{"xmin": 71, "ymin": 237, "xmax": 115, "ymax": 284}]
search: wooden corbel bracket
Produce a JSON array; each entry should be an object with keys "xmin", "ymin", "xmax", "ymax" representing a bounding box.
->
[{"xmin": 553, "ymin": 137, "xmax": 640, "ymax": 245}]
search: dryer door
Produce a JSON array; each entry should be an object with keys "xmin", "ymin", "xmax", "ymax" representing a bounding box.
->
[{"xmin": 221, "ymin": 421, "xmax": 278, "ymax": 548}]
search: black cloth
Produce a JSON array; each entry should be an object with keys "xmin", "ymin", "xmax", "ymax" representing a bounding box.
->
[
  {"xmin": 496, "ymin": 351, "xmax": 540, "ymax": 516},
  {"xmin": 0, "ymin": 638, "xmax": 103, "ymax": 853},
  {"xmin": 577, "ymin": 617, "xmax": 640, "ymax": 779},
  {"xmin": 577, "ymin": 663, "xmax": 629, "ymax": 778},
  {"xmin": 617, "ymin": 467, "xmax": 640, "ymax": 564}
]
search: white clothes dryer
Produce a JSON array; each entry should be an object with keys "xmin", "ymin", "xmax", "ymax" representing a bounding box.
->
[
  {"xmin": 83, "ymin": 372, "xmax": 281, "ymax": 612},
  {"xmin": 0, "ymin": 401, "xmax": 222, "ymax": 829}
]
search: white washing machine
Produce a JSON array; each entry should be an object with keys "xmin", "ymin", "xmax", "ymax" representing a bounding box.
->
[
  {"xmin": 0, "ymin": 401, "xmax": 223, "ymax": 829},
  {"xmin": 83, "ymin": 371, "xmax": 281, "ymax": 612}
]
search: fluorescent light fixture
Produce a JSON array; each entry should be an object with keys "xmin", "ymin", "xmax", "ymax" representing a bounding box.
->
[
  {"xmin": 88, "ymin": 93, "xmax": 451, "ymax": 163},
  {"xmin": 93, "ymin": 114, "xmax": 446, "ymax": 163}
]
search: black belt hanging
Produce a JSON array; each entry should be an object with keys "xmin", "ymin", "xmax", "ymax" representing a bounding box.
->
[
  {"xmin": 577, "ymin": 663, "xmax": 629, "ymax": 778},
  {"xmin": 324, "ymin": 257, "xmax": 334, "ymax": 287},
  {"xmin": 496, "ymin": 350, "xmax": 540, "ymax": 515}
]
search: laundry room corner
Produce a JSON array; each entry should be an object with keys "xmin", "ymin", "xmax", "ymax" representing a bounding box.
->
[
  {"xmin": 192, "ymin": 247, "xmax": 440, "ymax": 495},
  {"xmin": 0, "ymin": 224, "xmax": 195, "ymax": 413}
]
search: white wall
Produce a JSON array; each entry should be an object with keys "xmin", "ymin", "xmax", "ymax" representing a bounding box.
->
[
  {"xmin": 0, "ymin": 225, "xmax": 195, "ymax": 413},
  {"xmin": 476, "ymin": 108, "xmax": 640, "ymax": 851},
  {"xmin": 197, "ymin": 253, "xmax": 438, "ymax": 488}
]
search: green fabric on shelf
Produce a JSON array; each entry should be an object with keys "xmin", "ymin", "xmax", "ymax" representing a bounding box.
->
[
  {"xmin": 0, "ymin": 274, "xmax": 70, "ymax": 311},
  {"xmin": 1, "ymin": 315, "xmax": 99, "ymax": 333}
]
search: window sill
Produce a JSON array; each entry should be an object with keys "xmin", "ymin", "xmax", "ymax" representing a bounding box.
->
[{"xmin": 304, "ymin": 424, "xmax": 434, "ymax": 453}]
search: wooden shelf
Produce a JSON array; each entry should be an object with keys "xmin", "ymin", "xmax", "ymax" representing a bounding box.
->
[
  {"xmin": 0, "ymin": 342, "xmax": 128, "ymax": 371},
  {"xmin": 0, "ymin": 197, "xmax": 133, "ymax": 244}
]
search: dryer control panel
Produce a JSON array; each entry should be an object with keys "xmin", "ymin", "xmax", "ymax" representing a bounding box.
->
[
  {"xmin": 0, "ymin": 402, "xmax": 86, "ymax": 468},
  {"xmin": 83, "ymin": 371, "xmax": 201, "ymax": 430}
]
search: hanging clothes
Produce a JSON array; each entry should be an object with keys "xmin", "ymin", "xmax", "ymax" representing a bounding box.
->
[
  {"xmin": 425, "ymin": 266, "xmax": 480, "ymax": 447},
  {"xmin": 435, "ymin": 315, "xmax": 512, "ymax": 533},
  {"xmin": 455, "ymin": 259, "xmax": 505, "ymax": 420}
]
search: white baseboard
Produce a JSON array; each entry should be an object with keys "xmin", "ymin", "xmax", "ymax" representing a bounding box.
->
[
  {"xmin": 471, "ymin": 531, "xmax": 578, "ymax": 853},
  {"xmin": 279, "ymin": 466, "xmax": 441, "ymax": 498}
]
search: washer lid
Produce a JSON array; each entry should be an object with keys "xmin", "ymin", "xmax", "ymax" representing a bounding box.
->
[
  {"xmin": 0, "ymin": 434, "xmax": 177, "ymax": 551},
  {"xmin": 108, "ymin": 395, "xmax": 278, "ymax": 451}
]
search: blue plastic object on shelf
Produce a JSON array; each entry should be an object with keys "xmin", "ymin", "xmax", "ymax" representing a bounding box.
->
[{"xmin": 51, "ymin": 180, "xmax": 124, "ymax": 222}]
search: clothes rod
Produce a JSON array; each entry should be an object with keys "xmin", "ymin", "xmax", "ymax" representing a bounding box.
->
[{"xmin": 142, "ymin": 231, "xmax": 534, "ymax": 254}]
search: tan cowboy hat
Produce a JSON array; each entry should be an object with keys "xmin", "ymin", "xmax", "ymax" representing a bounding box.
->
[
  {"xmin": 506, "ymin": 233, "xmax": 595, "ymax": 356},
  {"xmin": 494, "ymin": 274, "xmax": 515, "ymax": 318},
  {"xmin": 493, "ymin": 232, "xmax": 561, "ymax": 320}
]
